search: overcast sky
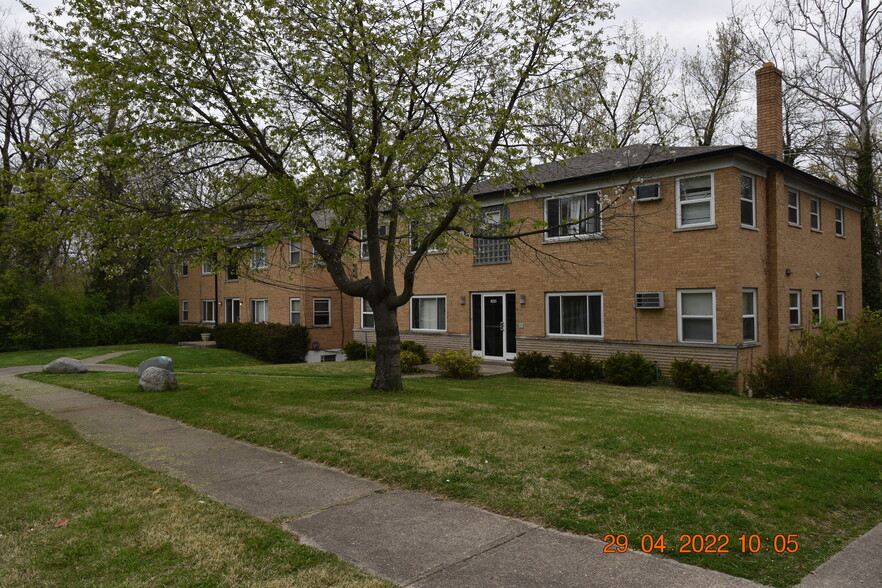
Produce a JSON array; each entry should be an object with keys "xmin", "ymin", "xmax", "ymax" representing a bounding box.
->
[{"xmin": 7, "ymin": 0, "xmax": 743, "ymax": 52}]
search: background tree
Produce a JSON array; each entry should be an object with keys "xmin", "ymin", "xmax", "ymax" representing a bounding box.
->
[
  {"xmin": 36, "ymin": 0, "xmax": 613, "ymax": 391},
  {"xmin": 744, "ymin": 0, "xmax": 882, "ymax": 309}
]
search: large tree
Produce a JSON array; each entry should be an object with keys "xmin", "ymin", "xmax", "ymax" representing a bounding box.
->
[{"xmin": 35, "ymin": 0, "xmax": 612, "ymax": 390}]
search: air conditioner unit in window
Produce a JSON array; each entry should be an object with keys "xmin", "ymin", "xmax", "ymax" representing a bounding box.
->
[
  {"xmin": 635, "ymin": 183, "xmax": 661, "ymax": 201},
  {"xmin": 635, "ymin": 292, "xmax": 664, "ymax": 309}
]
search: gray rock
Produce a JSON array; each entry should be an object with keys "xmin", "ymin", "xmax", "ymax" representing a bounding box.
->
[
  {"xmin": 138, "ymin": 367, "xmax": 178, "ymax": 392},
  {"xmin": 137, "ymin": 355, "xmax": 174, "ymax": 376},
  {"xmin": 43, "ymin": 357, "xmax": 88, "ymax": 374}
]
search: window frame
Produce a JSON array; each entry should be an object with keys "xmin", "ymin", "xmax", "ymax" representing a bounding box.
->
[
  {"xmin": 809, "ymin": 197, "xmax": 821, "ymax": 231},
  {"xmin": 544, "ymin": 192, "xmax": 602, "ymax": 241},
  {"xmin": 181, "ymin": 299, "xmax": 189, "ymax": 322},
  {"xmin": 834, "ymin": 206, "xmax": 844, "ymax": 237},
  {"xmin": 201, "ymin": 253, "xmax": 216, "ymax": 275},
  {"xmin": 787, "ymin": 189, "xmax": 800, "ymax": 225},
  {"xmin": 740, "ymin": 174, "xmax": 756, "ymax": 228},
  {"xmin": 677, "ymin": 289, "xmax": 716, "ymax": 344},
  {"xmin": 181, "ymin": 261, "xmax": 189, "ymax": 277},
  {"xmin": 811, "ymin": 290, "xmax": 822, "ymax": 326},
  {"xmin": 361, "ymin": 298, "xmax": 375, "ymax": 329},
  {"xmin": 742, "ymin": 288, "xmax": 757, "ymax": 343},
  {"xmin": 201, "ymin": 299, "xmax": 216, "ymax": 323},
  {"xmin": 289, "ymin": 240, "xmax": 301, "ymax": 265},
  {"xmin": 225, "ymin": 298, "xmax": 241, "ymax": 323},
  {"xmin": 313, "ymin": 298, "xmax": 331, "ymax": 327},
  {"xmin": 410, "ymin": 295, "xmax": 447, "ymax": 332},
  {"xmin": 836, "ymin": 291, "xmax": 846, "ymax": 322},
  {"xmin": 250, "ymin": 298, "xmax": 268, "ymax": 324},
  {"xmin": 289, "ymin": 298, "xmax": 301, "ymax": 326},
  {"xmin": 250, "ymin": 245, "xmax": 268, "ymax": 270},
  {"xmin": 789, "ymin": 290, "xmax": 802, "ymax": 328},
  {"xmin": 474, "ymin": 205, "xmax": 510, "ymax": 265},
  {"xmin": 225, "ymin": 264, "xmax": 238, "ymax": 281},
  {"xmin": 545, "ymin": 292, "xmax": 604, "ymax": 338},
  {"xmin": 675, "ymin": 173, "xmax": 715, "ymax": 229},
  {"xmin": 634, "ymin": 183, "xmax": 661, "ymax": 201}
]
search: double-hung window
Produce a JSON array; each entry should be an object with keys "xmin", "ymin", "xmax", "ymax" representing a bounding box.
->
[
  {"xmin": 361, "ymin": 299, "xmax": 375, "ymax": 329},
  {"xmin": 201, "ymin": 299, "xmax": 216, "ymax": 323},
  {"xmin": 251, "ymin": 299, "xmax": 268, "ymax": 323},
  {"xmin": 181, "ymin": 262, "xmax": 189, "ymax": 277},
  {"xmin": 676, "ymin": 174, "xmax": 714, "ymax": 228},
  {"xmin": 546, "ymin": 292, "xmax": 603, "ymax": 337},
  {"xmin": 809, "ymin": 198, "xmax": 821, "ymax": 230},
  {"xmin": 361, "ymin": 226, "xmax": 389, "ymax": 260},
  {"xmin": 290, "ymin": 298, "xmax": 301, "ymax": 325},
  {"xmin": 546, "ymin": 193, "xmax": 600, "ymax": 239},
  {"xmin": 411, "ymin": 296, "xmax": 446, "ymax": 331},
  {"xmin": 811, "ymin": 291, "xmax": 822, "ymax": 326},
  {"xmin": 740, "ymin": 175, "xmax": 755, "ymax": 227},
  {"xmin": 836, "ymin": 292, "xmax": 846, "ymax": 322},
  {"xmin": 678, "ymin": 289, "xmax": 715, "ymax": 343},
  {"xmin": 788, "ymin": 190, "xmax": 800, "ymax": 225},
  {"xmin": 202, "ymin": 253, "xmax": 216, "ymax": 275},
  {"xmin": 742, "ymin": 289, "xmax": 757, "ymax": 342},
  {"xmin": 834, "ymin": 207, "xmax": 844, "ymax": 237},
  {"xmin": 789, "ymin": 290, "xmax": 801, "ymax": 328},
  {"xmin": 251, "ymin": 246, "xmax": 268, "ymax": 270},
  {"xmin": 225, "ymin": 298, "xmax": 241, "ymax": 323},
  {"xmin": 289, "ymin": 240, "xmax": 301, "ymax": 265},
  {"xmin": 313, "ymin": 298, "xmax": 331, "ymax": 326},
  {"xmin": 226, "ymin": 264, "xmax": 238, "ymax": 281},
  {"xmin": 410, "ymin": 222, "xmax": 443, "ymax": 254},
  {"xmin": 181, "ymin": 300, "xmax": 189, "ymax": 321}
]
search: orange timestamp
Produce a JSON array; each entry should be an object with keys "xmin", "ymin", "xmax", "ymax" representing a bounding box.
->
[{"xmin": 602, "ymin": 534, "xmax": 800, "ymax": 554}]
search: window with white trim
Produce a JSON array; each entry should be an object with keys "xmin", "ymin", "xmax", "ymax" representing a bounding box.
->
[
  {"xmin": 788, "ymin": 190, "xmax": 800, "ymax": 225},
  {"xmin": 181, "ymin": 261, "xmax": 189, "ymax": 277},
  {"xmin": 789, "ymin": 290, "xmax": 801, "ymax": 327},
  {"xmin": 836, "ymin": 291, "xmax": 846, "ymax": 322},
  {"xmin": 411, "ymin": 296, "xmax": 446, "ymax": 331},
  {"xmin": 474, "ymin": 205, "xmax": 510, "ymax": 264},
  {"xmin": 201, "ymin": 299, "xmax": 216, "ymax": 323},
  {"xmin": 225, "ymin": 298, "xmax": 241, "ymax": 323},
  {"xmin": 251, "ymin": 246, "xmax": 268, "ymax": 270},
  {"xmin": 181, "ymin": 300, "xmax": 189, "ymax": 321},
  {"xmin": 811, "ymin": 291, "xmax": 822, "ymax": 326},
  {"xmin": 740, "ymin": 175, "xmax": 755, "ymax": 227},
  {"xmin": 546, "ymin": 193, "xmax": 600, "ymax": 239},
  {"xmin": 410, "ymin": 222, "xmax": 443, "ymax": 254},
  {"xmin": 251, "ymin": 299, "xmax": 268, "ymax": 323},
  {"xmin": 226, "ymin": 263, "xmax": 238, "ymax": 281},
  {"xmin": 742, "ymin": 289, "xmax": 757, "ymax": 343},
  {"xmin": 290, "ymin": 298, "xmax": 301, "ymax": 325},
  {"xmin": 546, "ymin": 292, "xmax": 603, "ymax": 337},
  {"xmin": 809, "ymin": 198, "xmax": 821, "ymax": 230},
  {"xmin": 361, "ymin": 299, "xmax": 375, "ymax": 329},
  {"xmin": 361, "ymin": 226, "xmax": 388, "ymax": 260},
  {"xmin": 313, "ymin": 298, "xmax": 331, "ymax": 326},
  {"xmin": 201, "ymin": 253, "xmax": 216, "ymax": 275},
  {"xmin": 834, "ymin": 207, "xmax": 844, "ymax": 237},
  {"xmin": 678, "ymin": 289, "xmax": 716, "ymax": 343},
  {"xmin": 676, "ymin": 174, "xmax": 714, "ymax": 228},
  {"xmin": 289, "ymin": 240, "xmax": 301, "ymax": 265}
]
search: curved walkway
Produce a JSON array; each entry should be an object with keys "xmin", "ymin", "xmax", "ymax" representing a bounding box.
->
[{"xmin": 1, "ymin": 358, "xmax": 878, "ymax": 587}]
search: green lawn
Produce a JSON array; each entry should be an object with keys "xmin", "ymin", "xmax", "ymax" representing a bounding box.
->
[
  {"xmin": 0, "ymin": 393, "xmax": 390, "ymax": 587},
  {"xmin": 24, "ymin": 355, "xmax": 882, "ymax": 588},
  {"xmin": 0, "ymin": 344, "xmax": 146, "ymax": 369},
  {"xmin": 0, "ymin": 344, "xmax": 263, "ymax": 371}
]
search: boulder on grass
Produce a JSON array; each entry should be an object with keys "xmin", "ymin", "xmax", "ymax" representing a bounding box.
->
[
  {"xmin": 137, "ymin": 355, "xmax": 174, "ymax": 376},
  {"xmin": 43, "ymin": 357, "xmax": 88, "ymax": 374},
  {"xmin": 138, "ymin": 367, "xmax": 178, "ymax": 392}
]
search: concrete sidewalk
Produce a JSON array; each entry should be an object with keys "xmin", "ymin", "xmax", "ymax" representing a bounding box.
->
[{"xmin": 1, "ymin": 360, "xmax": 879, "ymax": 587}]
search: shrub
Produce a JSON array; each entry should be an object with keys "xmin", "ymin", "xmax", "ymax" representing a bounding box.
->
[
  {"xmin": 214, "ymin": 322, "xmax": 310, "ymax": 363},
  {"xmin": 669, "ymin": 359, "xmax": 735, "ymax": 394},
  {"xmin": 603, "ymin": 352, "xmax": 657, "ymax": 386},
  {"xmin": 552, "ymin": 352, "xmax": 603, "ymax": 381},
  {"xmin": 343, "ymin": 340, "xmax": 368, "ymax": 360},
  {"xmin": 431, "ymin": 349, "xmax": 482, "ymax": 379},
  {"xmin": 366, "ymin": 344, "xmax": 377, "ymax": 361},
  {"xmin": 162, "ymin": 324, "xmax": 210, "ymax": 344},
  {"xmin": 512, "ymin": 351, "xmax": 554, "ymax": 378},
  {"xmin": 746, "ymin": 352, "xmax": 841, "ymax": 403},
  {"xmin": 400, "ymin": 349, "xmax": 422, "ymax": 373},
  {"xmin": 400, "ymin": 340, "xmax": 429, "ymax": 365}
]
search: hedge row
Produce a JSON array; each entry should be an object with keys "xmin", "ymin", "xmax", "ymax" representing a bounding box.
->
[{"xmin": 214, "ymin": 322, "xmax": 311, "ymax": 364}]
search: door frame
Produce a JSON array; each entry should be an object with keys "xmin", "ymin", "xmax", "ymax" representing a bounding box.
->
[{"xmin": 471, "ymin": 291, "xmax": 516, "ymax": 361}]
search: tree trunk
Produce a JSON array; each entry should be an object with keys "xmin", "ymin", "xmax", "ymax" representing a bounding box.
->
[
  {"xmin": 857, "ymin": 128, "xmax": 882, "ymax": 310},
  {"xmin": 371, "ymin": 302, "xmax": 403, "ymax": 392}
]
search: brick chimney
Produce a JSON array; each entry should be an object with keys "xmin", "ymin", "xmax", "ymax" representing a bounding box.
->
[{"xmin": 756, "ymin": 62, "xmax": 784, "ymax": 160}]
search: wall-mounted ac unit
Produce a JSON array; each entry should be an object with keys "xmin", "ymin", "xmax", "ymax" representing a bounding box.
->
[
  {"xmin": 635, "ymin": 183, "xmax": 661, "ymax": 201},
  {"xmin": 635, "ymin": 292, "xmax": 664, "ymax": 309}
]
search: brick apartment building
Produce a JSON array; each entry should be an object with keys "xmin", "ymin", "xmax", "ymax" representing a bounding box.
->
[
  {"xmin": 178, "ymin": 239, "xmax": 354, "ymax": 359},
  {"xmin": 351, "ymin": 63, "xmax": 867, "ymax": 377}
]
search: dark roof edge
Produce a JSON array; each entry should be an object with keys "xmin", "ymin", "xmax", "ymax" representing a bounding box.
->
[{"xmin": 476, "ymin": 145, "xmax": 870, "ymax": 206}]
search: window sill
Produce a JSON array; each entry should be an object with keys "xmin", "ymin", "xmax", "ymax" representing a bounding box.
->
[
  {"xmin": 225, "ymin": 279, "xmax": 239, "ymax": 283},
  {"xmin": 790, "ymin": 325, "xmax": 803, "ymax": 331},
  {"xmin": 678, "ymin": 339, "xmax": 717, "ymax": 345},
  {"xmin": 835, "ymin": 234, "xmax": 845, "ymax": 239},
  {"xmin": 740, "ymin": 225, "xmax": 759, "ymax": 232},
  {"xmin": 788, "ymin": 223, "xmax": 802, "ymax": 228},
  {"xmin": 543, "ymin": 235, "xmax": 603, "ymax": 244},
  {"xmin": 311, "ymin": 325, "xmax": 332, "ymax": 328},
  {"xmin": 411, "ymin": 329, "xmax": 447, "ymax": 333},
  {"xmin": 740, "ymin": 341, "xmax": 761, "ymax": 348},
  {"xmin": 673, "ymin": 224, "xmax": 716, "ymax": 233},
  {"xmin": 810, "ymin": 228, "xmax": 823, "ymax": 234},
  {"xmin": 546, "ymin": 333, "xmax": 604, "ymax": 339},
  {"xmin": 473, "ymin": 260, "xmax": 512, "ymax": 266}
]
